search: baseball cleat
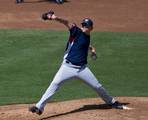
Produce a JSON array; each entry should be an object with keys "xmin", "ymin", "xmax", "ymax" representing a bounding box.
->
[
  {"xmin": 16, "ymin": 0, "xmax": 24, "ymax": 4},
  {"xmin": 29, "ymin": 106, "xmax": 43, "ymax": 115},
  {"xmin": 111, "ymin": 101, "xmax": 124, "ymax": 109}
]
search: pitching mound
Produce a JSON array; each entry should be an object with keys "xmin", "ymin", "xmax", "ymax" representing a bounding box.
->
[{"xmin": 0, "ymin": 97, "xmax": 148, "ymax": 120}]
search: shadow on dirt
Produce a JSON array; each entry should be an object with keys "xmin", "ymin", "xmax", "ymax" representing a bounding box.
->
[
  {"xmin": 21, "ymin": 0, "xmax": 69, "ymax": 4},
  {"xmin": 40, "ymin": 103, "xmax": 129, "ymax": 120}
]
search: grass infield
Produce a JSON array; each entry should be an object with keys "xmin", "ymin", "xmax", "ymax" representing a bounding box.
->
[{"xmin": 0, "ymin": 29, "xmax": 148, "ymax": 105}]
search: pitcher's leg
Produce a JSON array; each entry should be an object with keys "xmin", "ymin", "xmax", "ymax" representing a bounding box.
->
[
  {"xmin": 36, "ymin": 64, "xmax": 76, "ymax": 111},
  {"xmin": 78, "ymin": 67, "xmax": 115, "ymax": 105}
]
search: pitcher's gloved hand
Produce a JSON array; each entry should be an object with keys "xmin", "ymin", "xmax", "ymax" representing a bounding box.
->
[{"xmin": 42, "ymin": 10, "xmax": 54, "ymax": 20}]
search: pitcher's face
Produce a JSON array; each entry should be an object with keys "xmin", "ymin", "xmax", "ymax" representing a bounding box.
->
[{"xmin": 81, "ymin": 26, "xmax": 93, "ymax": 35}]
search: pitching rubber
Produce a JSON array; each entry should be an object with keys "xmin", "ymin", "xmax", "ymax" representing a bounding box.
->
[{"xmin": 122, "ymin": 105, "xmax": 133, "ymax": 110}]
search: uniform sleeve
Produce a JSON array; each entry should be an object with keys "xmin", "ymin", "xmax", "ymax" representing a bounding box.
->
[{"xmin": 69, "ymin": 23, "xmax": 78, "ymax": 37}]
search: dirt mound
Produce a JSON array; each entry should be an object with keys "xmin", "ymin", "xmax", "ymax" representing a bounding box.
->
[
  {"xmin": 0, "ymin": 97, "xmax": 148, "ymax": 120},
  {"xmin": 0, "ymin": 0, "xmax": 148, "ymax": 32}
]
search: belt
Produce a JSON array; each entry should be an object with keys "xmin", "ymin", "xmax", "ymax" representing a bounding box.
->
[
  {"xmin": 65, "ymin": 60, "xmax": 81, "ymax": 69},
  {"xmin": 65, "ymin": 60, "xmax": 70, "ymax": 64},
  {"xmin": 65, "ymin": 60, "xmax": 86, "ymax": 70}
]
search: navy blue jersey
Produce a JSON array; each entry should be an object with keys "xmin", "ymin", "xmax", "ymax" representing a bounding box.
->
[{"xmin": 64, "ymin": 24, "xmax": 90, "ymax": 66}]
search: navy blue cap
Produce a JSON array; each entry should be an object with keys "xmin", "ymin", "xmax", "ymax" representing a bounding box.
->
[{"xmin": 81, "ymin": 18, "xmax": 93, "ymax": 27}]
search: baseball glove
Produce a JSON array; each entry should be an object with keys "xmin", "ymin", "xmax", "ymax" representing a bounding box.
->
[{"xmin": 42, "ymin": 10, "xmax": 54, "ymax": 20}]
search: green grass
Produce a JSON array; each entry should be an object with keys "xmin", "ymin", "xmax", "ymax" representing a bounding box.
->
[{"xmin": 0, "ymin": 29, "xmax": 148, "ymax": 105}]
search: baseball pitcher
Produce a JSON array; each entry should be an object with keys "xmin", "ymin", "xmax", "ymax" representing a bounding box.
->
[{"xmin": 29, "ymin": 11, "xmax": 124, "ymax": 115}]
